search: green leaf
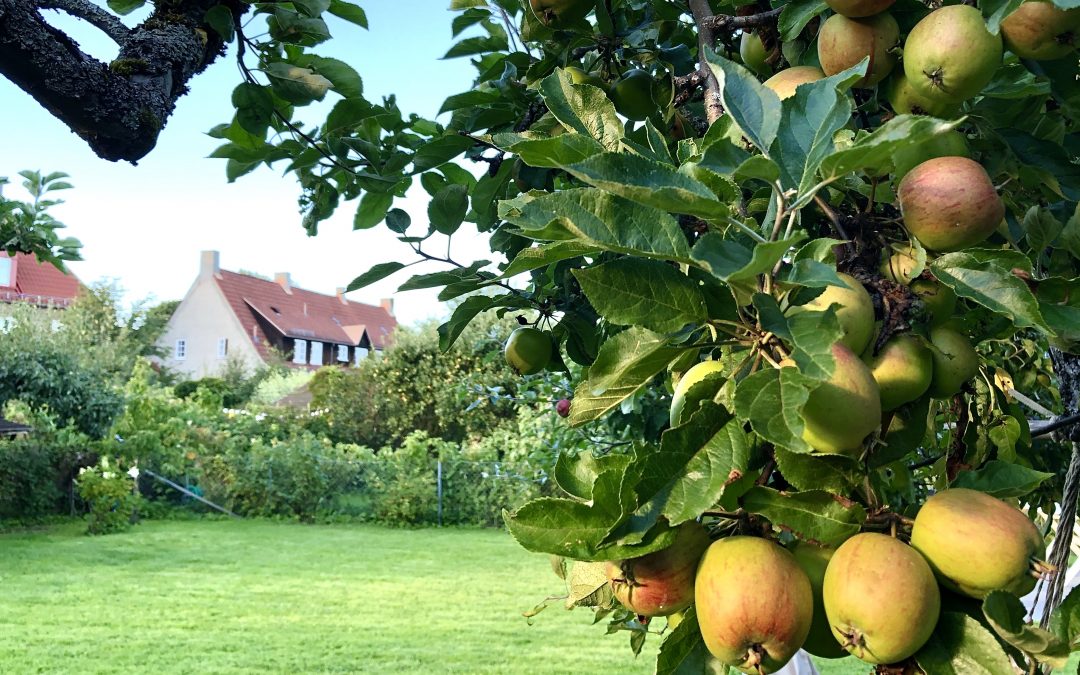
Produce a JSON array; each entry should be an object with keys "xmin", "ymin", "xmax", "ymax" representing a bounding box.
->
[
  {"xmin": 353, "ymin": 191, "xmax": 393, "ymax": 230},
  {"xmin": 655, "ymin": 608, "xmax": 716, "ymax": 675},
  {"xmin": 437, "ymin": 294, "xmax": 524, "ymax": 351},
  {"xmin": 661, "ymin": 410, "xmax": 752, "ymax": 526},
  {"xmin": 951, "ymin": 460, "xmax": 1053, "ymax": 498},
  {"xmin": 291, "ymin": 0, "xmax": 330, "ymax": 18},
  {"xmin": 983, "ymin": 591, "xmax": 1070, "ymax": 668},
  {"xmin": 428, "ymin": 184, "xmax": 468, "ymax": 235},
  {"xmin": 553, "ymin": 452, "xmax": 631, "ymax": 502},
  {"xmin": 538, "ymin": 70, "xmax": 623, "ymax": 152},
  {"xmin": 1049, "ymin": 585, "xmax": 1080, "ymax": 643},
  {"xmin": 983, "ymin": 0, "xmax": 1024, "ymax": 33},
  {"xmin": 774, "ymin": 448, "xmax": 862, "ymax": 493},
  {"xmin": 493, "ymin": 133, "xmax": 604, "ymax": 169},
  {"xmin": 327, "ymin": 0, "xmax": 367, "ymax": 27},
  {"xmin": 915, "ymin": 612, "xmax": 1017, "ymax": 675},
  {"xmin": 106, "ymin": 0, "xmax": 144, "ymax": 14},
  {"xmin": 502, "ymin": 188, "xmax": 693, "ymax": 262},
  {"xmin": 819, "ymin": 115, "xmax": 960, "ymax": 182},
  {"xmin": 565, "ymin": 152, "xmax": 729, "ymax": 221},
  {"xmin": 501, "ymin": 241, "xmax": 599, "ymax": 278},
  {"xmin": 692, "ymin": 233, "xmax": 806, "ymax": 284},
  {"xmin": 741, "ymin": 487, "xmax": 866, "ymax": 546},
  {"xmin": 569, "ymin": 328, "xmax": 688, "ymax": 426},
  {"xmin": 231, "ymin": 83, "xmax": 273, "ymax": 137},
  {"xmin": 734, "ymin": 367, "xmax": 814, "ymax": 454},
  {"xmin": 205, "ymin": 5, "xmax": 235, "ymax": 42},
  {"xmin": 443, "ymin": 35, "xmax": 509, "ymax": 58},
  {"xmin": 411, "ymin": 134, "xmax": 474, "ymax": 173},
  {"xmin": 779, "ymin": 0, "xmax": 828, "ymax": 40},
  {"xmin": 772, "ymin": 62, "xmax": 865, "ymax": 195},
  {"xmin": 573, "ymin": 259, "xmax": 708, "ymax": 334},
  {"xmin": 705, "ymin": 49, "xmax": 782, "ymax": 155},
  {"xmin": 931, "ymin": 251, "xmax": 1053, "ymax": 334},
  {"xmin": 346, "ymin": 262, "xmax": 405, "ymax": 292}
]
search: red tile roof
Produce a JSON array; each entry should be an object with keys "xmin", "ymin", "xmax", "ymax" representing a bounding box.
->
[
  {"xmin": 214, "ymin": 270, "xmax": 396, "ymax": 362},
  {"xmin": 0, "ymin": 252, "xmax": 82, "ymax": 307}
]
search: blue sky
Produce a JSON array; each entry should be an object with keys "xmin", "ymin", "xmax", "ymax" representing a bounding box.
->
[{"xmin": 0, "ymin": 2, "xmax": 494, "ymax": 326}]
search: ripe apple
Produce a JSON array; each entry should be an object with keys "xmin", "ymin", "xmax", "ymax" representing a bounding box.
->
[
  {"xmin": 555, "ymin": 398, "xmax": 571, "ymax": 417},
  {"xmin": 503, "ymin": 327, "xmax": 552, "ymax": 375},
  {"xmin": 1001, "ymin": 0, "xmax": 1080, "ymax": 60},
  {"xmin": 927, "ymin": 326, "xmax": 979, "ymax": 398},
  {"xmin": 799, "ymin": 342, "xmax": 882, "ymax": 456},
  {"xmin": 910, "ymin": 488, "xmax": 1047, "ymax": 598},
  {"xmin": 897, "ymin": 156, "xmax": 1005, "ymax": 252},
  {"xmin": 740, "ymin": 31, "xmax": 773, "ymax": 77},
  {"xmin": 863, "ymin": 334, "xmax": 934, "ymax": 411},
  {"xmin": 817, "ymin": 12, "xmax": 899, "ymax": 88},
  {"xmin": 606, "ymin": 521, "xmax": 711, "ymax": 617},
  {"xmin": 789, "ymin": 273, "xmax": 875, "ymax": 354},
  {"xmin": 903, "ymin": 5, "xmax": 1003, "ymax": 103},
  {"xmin": 696, "ymin": 536, "xmax": 813, "ymax": 674},
  {"xmin": 762, "ymin": 66, "xmax": 826, "ymax": 99},
  {"xmin": 529, "ymin": 0, "xmax": 593, "ymax": 28},
  {"xmin": 886, "ymin": 73, "xmax": 961, "ymax": 118},
  {"xmin": 670, "ymin": 360, "xmax": 726, "ymax": 427},
  {"xmin": 610, "ymin": 69, "xmax": 657, "ymax": 121},
  {"xmin": 823, "ymin": 533, "xmax": 940, "ymax": 664}
]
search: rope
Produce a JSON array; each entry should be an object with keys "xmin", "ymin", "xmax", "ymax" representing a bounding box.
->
[{"xmin": 1042, "ymin": 442, "xmax": 1080, "ymax": 628}]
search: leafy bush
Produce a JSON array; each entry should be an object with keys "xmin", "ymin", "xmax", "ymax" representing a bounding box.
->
[{"xmin": 75, "ymin": 456, "xmax": 139, "ymax": 535}]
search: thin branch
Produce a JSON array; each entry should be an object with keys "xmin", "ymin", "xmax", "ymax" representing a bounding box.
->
[
  {"xmin": 37, "ymin": 0, "xmax": 131, "ymax": 44},
  {"xmin": 688, "ymin": 0, "xmax": 724, "ymax": 125},
  {"xmin": 1030, "ymin": 411, "xmax": 1080, "ymax": 439},
  {"xmin": 701, "ymin": 7, "xmax": 785, "ymax": 32}
]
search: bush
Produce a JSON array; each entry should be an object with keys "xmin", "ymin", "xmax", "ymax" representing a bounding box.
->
[{"xmin": 75, "ymin": 456, "xmax": 139, "ymax": 535}]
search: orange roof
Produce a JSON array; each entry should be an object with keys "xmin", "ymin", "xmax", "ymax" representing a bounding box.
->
[
  {"xmin": 0, "ymin": 252, "xmax": 82, "ymax": 307},
  {"xmin": 214, "ymin": 270, "xmax": 396, "ymax": 362}
]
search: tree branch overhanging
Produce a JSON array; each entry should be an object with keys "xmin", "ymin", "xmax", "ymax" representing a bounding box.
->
[
  {"xmin": 0, "ymin": 0, "xmax": 246, "ymax": 162},
  {"xmin": 36, "ymin": 0, "xmax": 130, "ymax": 44},
  {"xmin": 687, "ymin": 0, "xmax": 724, "ymax": 125}
]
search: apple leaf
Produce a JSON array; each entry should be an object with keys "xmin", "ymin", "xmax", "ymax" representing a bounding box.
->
[
  {"xmin": 704, "ymin": 49, "xmax": 782, "ymax": 155},
  {"xmin": 500, "ymin": 241, "xmax": 600, "ymax": 279},
  {"xmin": 502, "ymin": 188, "xmax": 693, "ymax": 263},
  {"xmin": 691, "ymin": 233, "xmax": 806, "ymax": 284},
  {"xmin": 778, "ymin": 0, "xmax": 827, "ymax": 41},
  {"xmin": 773, "ymin": 448, "xmax": 862, "ymax": 493},
  {"xmin": 655, "ymin": 608, "xmax": 717, "ymax": 675},
  {"xmin": 428, "ymin": 184, "xmax": 468, "ymax": 235},
  {"xmin": 733, "ymin": 367, "xmax": 814, "ymax": 454},
  {"xmin": 663, "ymin": 415, "xmax": 752, "ymax": 526},
  {"xmin": 437, "ymin": 293, "xmax": 528, "ymax": 351},
  {"xmin": 538, "ymin": 70, "xmax": 623, "ymax": 152},
  {"xmin": 982, "ymin": 591, "xmax": 1070, "ymax": 668},
  {"xmin": 951, "ymin": 460, "xmax": 1054, "ymax": 498},
  {"xmin": 346, "ymin": 261, "xmax": 405, "ymax": 292},
  {"xmin": 565, "ymin": 561, "xmax": 613, "ymax": 609},
  {"xmin": 1049, "ymin": 585, "xmax": 1080, "ymax": 643},
  {"xmin": 931, "ymin": 250, "xmax": 1052, "ymax": 334},
  {"xmin": 553, "ymin": 452, "xmax": 631, "ymax": 502},
  {"xmin": 818, "ymin": 115, "xmax": 961, "ymax": 183},
  {"xmin": 915, "ymin": 612, "xmax": 1017, "ymax": 675},
  {"xmin": 574, "ymin": 259, "xmax": 708, "ymax": 334},
  {"xmin": 492, "ymin": 132, "xmax": 605, "ymax": 169},
  {"xmin": 741, "ymin": 487, "xmax": 866, "ymax": 546}
]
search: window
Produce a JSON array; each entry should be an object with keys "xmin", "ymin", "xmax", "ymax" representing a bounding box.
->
[
  {"xmin": 310, "ymin": 341, "xmax": 324, "ymax": 365},
  {"xmin": 293, "ymin": 339, "xmax": 307, "ymax": 364},
  {"xmin": 354, "ymin": 347, "xmax": 368, "ymax": 366},
  {"xmin": 0, "ymin": 258, "xmax": 10, "ymax": 287},
  {"xmin": 217, "ymin": 338, "xmax": 228, "ymax": 359},
  {"xmin": 175, "ymin": 340, "xmax": 187, "ymax": 360},
  {"xmin": 337, "ymin": 345, "xmax": 348, "ymax": 362}
]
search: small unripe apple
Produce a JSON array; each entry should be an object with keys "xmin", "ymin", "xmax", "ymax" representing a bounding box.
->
[
  {"xmin": 800, "ymin": 342, "xmax": 882, "ymax": 456},
  {"xmin": 927, "ymin": 326, "xmax": 979, "ymax": 398},
  {"xmin": 789, "ymin": 273, "xmax": 875, "ymax": 355},
  {"xmin": 564, "ymin": 66, "xmax": 606, "ymax": 90},
  {"xmin": 1001, "ymin": 0, "xmax": 1080, "ymax": 60},
  {"xmin": 879, "ymin": 249, "xmax": 921, "ymax": 284},
  {"xmin": 763, "ymin": 66, "xmax": 825, "ymax": 100},
  {"xmin": 670, "ymin": 360, "xmax": 726, "ymax": 427},
  {"xmin": 897, "ymin": 156, "xmax": 1004, "ymax": 252},
  {"xmin": 504, "ymin": 327, "xmax": 552, "ymax": 376},
  {"xmin": 555, "ymin": 398, "xmax": 571, "ymax": 417},
  {"xmin": 817, "ymin": 12, "xmax": 899, "ymax": 88},
  {"xmin": 529, "ymin": 0, "xmax": 593, "ymax": 28},
  {"xmin": 864, "ymin": 334, "xmax": 934, "ymax": 411},
  {"xmin": 740, "ymin": 31, "xmax": 773, "ymax": 77},
  {"xmin": 609, "ymin": 69, "xmax": 658, "ymax": 121},
  {"xmin": 791, "ymin": 543, "xmax": 848, "ymax": 659}
]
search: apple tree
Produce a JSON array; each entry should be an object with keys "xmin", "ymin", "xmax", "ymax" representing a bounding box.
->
[{"xmin": 6, "ymin": 0, "xmax": 1080, "ymax": 670}]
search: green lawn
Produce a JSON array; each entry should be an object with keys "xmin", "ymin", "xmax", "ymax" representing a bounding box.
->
[{"xmin": 0, "ymin": 520, "xmax": 1072, "ymax": 674}]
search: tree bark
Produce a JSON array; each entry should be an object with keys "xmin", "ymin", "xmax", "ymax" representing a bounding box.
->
[{"xmin": 0, "ymin": 0, "xmax": 244, "ymax": 162}]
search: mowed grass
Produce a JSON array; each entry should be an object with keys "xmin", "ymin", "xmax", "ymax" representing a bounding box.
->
[{"xmin": 0, "ymin": 520, "xmax": 658, "ymax": 674}]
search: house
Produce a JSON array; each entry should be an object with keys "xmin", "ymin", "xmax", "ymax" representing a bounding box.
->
[
  {"xmin": 0, "ymin": 251, "xmax": 82, "ymax": 309},
  {"xmin": 156, "ymin": 251, "xmax": 397, "ymax": 379}
]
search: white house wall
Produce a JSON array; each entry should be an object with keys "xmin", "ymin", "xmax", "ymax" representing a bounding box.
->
[{"xmin": 156, "ymin": 277, "xmax": 262, "ymax": 379}]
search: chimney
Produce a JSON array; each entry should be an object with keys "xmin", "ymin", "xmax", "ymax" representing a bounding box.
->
[
  {"xmin": 336, "ymin": 287, "xmax": 348, "ymax": 305},
  {"xmin": 380, "ymin": 298, "xmax": 395, "ymax": 316},
  {"xmin": 275, "ymin": 272, "xmax": 292, "ymax": 294},
  {"xmin": 200, "ymin": 250, "xmax": 220, "ymax": 279}
]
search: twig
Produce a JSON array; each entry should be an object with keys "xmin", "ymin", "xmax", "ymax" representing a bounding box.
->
[
  {"xmin": 700, "ymin": 7, "xmax": 785, "ymax": 32},
  {"xmin": 688, "ymin": 0, "xmax": 725, "ymax": 125},
  {"xmin": 945, "ymin": 392, "xmax": 970, "ymax": 482},
  {"xmin": 37, "ymin": 0, "xmax": 131, "ymax": 44}
]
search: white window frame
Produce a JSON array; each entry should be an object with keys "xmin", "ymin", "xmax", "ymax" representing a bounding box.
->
[
  {"xmin": 293, "ymin": 339, "xmax": 307, "ymax": 365},
  {"xmin": 310, "ymin": 341, "xmax": 324, "ymax": 365},
  {"xmin": 337, "ymin": 345, "xmax": 348, "ymax": 362},
  {"xmin": 0, "ymin": 258, "xmax": 11, "ymax": 287},
  {"xmin": 175, "ymin": 339, "xmax": 187, "ymax": 360},
  {"xmin": 354, "ymin": 346, "xmax": 368, "ymax": 366},
  {"xmin": 217, "ymin": 338, "xmax": 229, "ymax": 359}
]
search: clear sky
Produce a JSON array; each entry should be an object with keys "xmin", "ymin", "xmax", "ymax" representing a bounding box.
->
[{"xmin": 0, "ymin": 2, "xmax": 496, "ymax": 327}]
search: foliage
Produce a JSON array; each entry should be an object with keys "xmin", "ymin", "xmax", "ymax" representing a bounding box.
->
[
  {"xmin": 0, "ymin": 304, "xmax": 124, "ymax": 438},
  {"xmin": 249, "ymin": 368, "xmax": 314, "ymax": 406},
  {"xmin": 0, "ymin": 170, "xmax": 81, "ymax": 264},
  {"xmin": 309, "ymin": 310, "xmax": 522, "ymax": 448},
  {"xmin": 75, "ymin": 456, "xmax": 139, "ymax": 535}
]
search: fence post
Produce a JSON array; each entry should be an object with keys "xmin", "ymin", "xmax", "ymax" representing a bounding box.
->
[{"xmin": 437, "ymin": 459, "xmax": 443, "ymax": 528}]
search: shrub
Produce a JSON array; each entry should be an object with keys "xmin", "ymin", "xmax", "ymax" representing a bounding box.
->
[{"xmin": 75, "ymin": 456, "xmax": 139, "ymax": 535}]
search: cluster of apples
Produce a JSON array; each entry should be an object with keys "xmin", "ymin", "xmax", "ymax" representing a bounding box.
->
[
  {"xmin": 606, "ymin": 488, "xmax": 1048, "ymax": 672},
  {"xmin": 745, "ymin": 0, "xmax": 1079, "ymax": 117}
]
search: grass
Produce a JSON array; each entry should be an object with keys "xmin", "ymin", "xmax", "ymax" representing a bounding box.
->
[
  {"xmin": 0, "ymin": 520, "xmax": 658, "ymax": 674},
  {"xmin": 1, "ymin": 520, "xmax": 1075, "ymax": 674}
]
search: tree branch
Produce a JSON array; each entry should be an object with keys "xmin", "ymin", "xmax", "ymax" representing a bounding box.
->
[
  {"xmin": 0, "ymin": 0, "xmax": 244, "ymax": 162},
  {"xmin": 36, "ymin": 0, "xmax": 130, "ymax": 44},
  {"xmin": 701, "ymin": 7, "xmax": 785, "ymax": 32},
  {"xmin": 687, "ymin": 0, "xmax": 724, "ymax": 125}
]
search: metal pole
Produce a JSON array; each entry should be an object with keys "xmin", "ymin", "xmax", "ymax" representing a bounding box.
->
[
  {"xmin": 437, "ymin": 460, "xmax": 443, "ymax": 527},
  {"xmin": 143, "ymin": 469, "xmax": 241, "ymax": 519}
]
